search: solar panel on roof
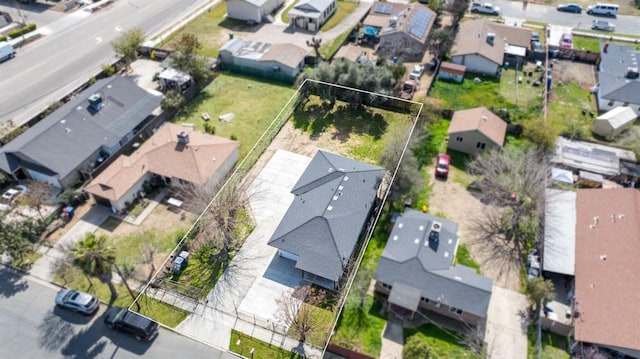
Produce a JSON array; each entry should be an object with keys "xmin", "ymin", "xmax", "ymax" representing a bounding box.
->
[
  {"xmin": 409, "ymin": 8, "xmax": 432, "ymax": 39},
  {"xmin": 375, "ymin": 4, "xmax": 392, "ymax": 14}
]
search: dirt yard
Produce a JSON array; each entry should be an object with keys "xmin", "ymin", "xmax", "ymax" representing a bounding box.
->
[{"xmin": 551, "ymin": 59, "xmax": 597, "ymax": 90}]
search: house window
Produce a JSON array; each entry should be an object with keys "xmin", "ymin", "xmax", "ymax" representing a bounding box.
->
[
  {"xmin": 381, "ymin": 282, "xmax": 392, "ymax": 290},
  {"xmin": 623, "ymin": 102, "xmax": 629, "ymax": 106},
  {"xmin": 608, "ymin": 100, "xmax": 614, "ymax": 106},
  {"xmin": 449, "ymin": 307, "xmax": 464, "ymax": 315},
  {"xmin": 421, "ymin": 297, "xmax": 430, "ymax": 303},
  {"xmin": 476, "ymin": 142, "xmax": 486, "ymax": 150},
  {"xmin": 455, "ymin": 136, "xmax": 463, "ymax": 142}
]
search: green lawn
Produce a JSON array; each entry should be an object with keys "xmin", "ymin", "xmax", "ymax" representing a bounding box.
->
[
  {"xmin": 54, "ymin": 267, "xmax": 188, "ymax": 327},
  {"xmin": 11, "ymin": 251, "xmax": 43, "ymax": 269},
  {"xmin": 404, "ymin": 324, "xmax": 483, "ymax": 359},
  {"xmin": 286, "ymin": 303, "xmax": 334, "ymax": 347},
  {"xmin": 527, "ymin": 325, "xmax": 571, "ymax": 359},
  {"xmin": 321, "ymin": 1, "xmax": 360, "ymax": 31},
  {"xmin": 455, "ymin": 244, "xmax": 481, "ymax": 274},
  {"xmin": 546, "ymin": 81, "xmax": 595, "ymax": 140},
  {"xmin": 173, "ymin": 73, "xmax": 296, "ymax": 158},
  {"xmin": 229, "ymin": 330, "xmax": 304, "ymax": 359},
  {"xmin": 280, "ymin": 0, "xmax": 299, "ymax": 23},
  {"xmin": 572, "ymin": 35, "xmax": 640, "ymax": 52}
]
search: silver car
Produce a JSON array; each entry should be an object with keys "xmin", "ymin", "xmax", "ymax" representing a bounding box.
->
[
  {"xmin": 592, "ymin": 19, "xmax": 616, "ymax": 32},
  {"xmin": 55, "ymin": 288, "xmax": 99, "ymax": 315}
]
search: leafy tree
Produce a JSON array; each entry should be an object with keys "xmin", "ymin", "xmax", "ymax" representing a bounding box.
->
[
  {"xmin": 71, "ymin": 233, "xmax": 138, "ymax": 306},
  {"xmin": 379, "ymin": 124, "xmax": 425, "ymax": 206},
  {"xmin": 447, "ymin": 0, "xmax": 471, "ymax": 26},
  {"xmin": 427, "ymin": 0, "xmax": 444, "ymax": 14},
  {"xmin": 522, "ymin": 117, "xmax": 561, "ymax": 153},
  {"xmin": 111, "ymin": 27, "xmax": 145, "ymax": 72},
  {"xmin": 276, "ymin": 285, "xmax": 327, "ymax": 343},
  {"xmin": 18, "ymin": 181, "xmax": 52, "ymax": 220},
  {"xmin": 427, "ymin": 29, "xmax": 454, "ymax": 60},
  {"xmin": 170, "ymin": 33, "xmax": 210, "ymax": 84},
  {"xmin": 160, "ymin": 90, "xmax": 184, "ymax": 111},
  {"xmin": 403, "ymin": 336, "xmax": 431, "ymax": 359},
  {"xmin": 525, "ymin": 277, "xmax": 555, "ymax": 320},
  {"xmin": 0, "ymin": 219, "xmax": 38, "ymax": 263}
]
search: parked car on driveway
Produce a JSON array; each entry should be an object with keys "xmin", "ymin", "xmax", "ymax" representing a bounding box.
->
[
  {"xmin": 409, "ymin": 64, "xmax": 424, "ymax": 81},
  {"xmin": 531, "ymin": 41, "xmax": 543, "ymax": 53},
  {"xmin": 2, "ymin": 185, "xmax": 27, "ymax": 203},
  {"xmin": 104, "ymin": 306, "xmax": 159, "ymax": 341},
  {"xmin": 592, "ymin": 19, "xmax": 616, "ymax": 31},
  {"xmin": 556, "ymin": 3, "xmax": 582, "ymax": 13},
  {"xmin": 55, "ymin": 288, "xmax": 99, "ymax": 315},
  {"xmin": 470, "ymin": 2, "xmax": 501, "ymax": 15},
  {"xmin": 559, "ymin": 33, "xmax": 573, "ymax": 49},
  {"xmin": 435, "ymin": 153, "xmax": 450, "ymax": 179}
]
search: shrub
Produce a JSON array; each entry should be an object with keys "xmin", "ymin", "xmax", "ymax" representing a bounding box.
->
[
  {"xmin": 8, "ymin": 23, "xmax": 37, "ymax": 39},
  {"xmin": 203, "ymin": 122, "xmax": 216, "ymax": 135},
  {"xmin": 0, "ymin": 36, "xmax": 6, "ymax": 42},
  {"xmin": 101, "ymin": 64, "xmax": 116, "ymax": 77},
  {"xmin": 230, "ymin": 134, "xmax": 238, "ymax": 141},
  {"xmin": 522, "ymin": 117, "xmax": 560, "ymax": 153}
]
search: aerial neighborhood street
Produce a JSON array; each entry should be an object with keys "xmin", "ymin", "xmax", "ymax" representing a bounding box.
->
[{"xmin": 1, "ymin": 0, "xmax": 640, "ymax": 358}]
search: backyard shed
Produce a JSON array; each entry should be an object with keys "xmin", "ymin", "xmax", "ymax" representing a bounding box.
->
[
  {"xmin": 438, "ymin": 62, "xmax": 465, "ymax": 83},
  {"xmin": 592, "ymin": 106, "xmax": 637, "ymax": 138}
]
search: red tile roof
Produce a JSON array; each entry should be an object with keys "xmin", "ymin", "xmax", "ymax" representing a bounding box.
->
[{"xmin": 574, "ymin": 188, "xmax": 640, "ymax": 351}]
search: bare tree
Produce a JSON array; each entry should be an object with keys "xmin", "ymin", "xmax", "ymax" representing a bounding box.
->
[
  {"xmin": 139, "ymin": 242, "xmax": 157, "ymax": 282},
  {"xmin": 18, "ymin": 181, "xmax": 52, "ymax": 220},
  {"xmin": 276, "ymin": 285, "xmax": 328, "ymax": 343},
  {"xmin": 306, "ymin": 37, "xmax": 325, "ymax": 62}
]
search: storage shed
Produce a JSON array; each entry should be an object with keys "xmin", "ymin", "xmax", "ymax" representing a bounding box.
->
[
  {"xmin": 592, "ymin": 106, "xmax": 637, "ymax": 138},
  {"xmin": 438, "ymin": 62, "xmax": 465, "ymax": 83}
]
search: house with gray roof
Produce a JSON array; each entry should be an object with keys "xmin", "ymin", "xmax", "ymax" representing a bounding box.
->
[
  {"xmin": 596, "ymin": 43, "xmax": 640, "ymax": 116},
  {"xmin": 374, "ymin": 209, "xmax": 493, "ymax": 326},
  {"xmin": 0, "ymin": 76, "xmax": 161, "ymax": 188},
  {"xmin": 286, "ymin": 0, "xmax": 336, "ymax": 32},
  {"xmin": 226, "ymin": 0, "xmax": 284, "ymax": 23},
  {"xmin": 268, "ymin": 150, "xmax": 385, "ymax": 290},
  {"xmin": 219, "ymin": 38, "xmax": 309, "ymax": 83}
]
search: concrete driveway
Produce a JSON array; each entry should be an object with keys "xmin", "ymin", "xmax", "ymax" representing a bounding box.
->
[{"xmin": 485, "ymin": 286, "xmax": 529, "ymax": 359}]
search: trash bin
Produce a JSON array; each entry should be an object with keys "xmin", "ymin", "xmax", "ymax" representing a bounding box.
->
[{"xmin": 229, "ymin": 32, "xmax": 234, "ymax": 40}]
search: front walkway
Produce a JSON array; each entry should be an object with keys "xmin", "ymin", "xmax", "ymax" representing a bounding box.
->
[{"xmin": 380, "ymin": 319, "xmax": 404, "ymax": 359}]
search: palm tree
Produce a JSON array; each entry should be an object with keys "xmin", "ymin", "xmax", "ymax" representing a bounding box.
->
[{"xmin": 71, "ymin": 233, "xmax": 140, "ymax": 309}]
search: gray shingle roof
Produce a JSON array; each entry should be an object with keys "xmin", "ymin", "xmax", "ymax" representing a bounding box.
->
[
  {"xmin": 268, "ymin": 150, "xmax": 385, "ymax": 282},
  {"xmin": 598, "ymin": 43, "xmax": 640, "ymax": 104},
  {"xmin": 374, "ymin": 209, "xmax": 493, "ymax": 318},
  {"xmin": 0, "ymin": 77, "xmax": 161, "ymax": 180}
]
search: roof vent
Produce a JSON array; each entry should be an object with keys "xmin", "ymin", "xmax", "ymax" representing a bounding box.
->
[
  {"xmin": 88, "ymin": 93, "xmax": 104, "ymax": 112},
  {"xmin": 418, "ymin": 225, "xmax": 424, "ymax": 231},
  {"xmin": 414, "ymin": 238, "xmax": 419, "ymax": 244},
  {"xmin": 327, "ymin": 205, "xmax": 334, "ymax": 211},
  {"xmin": 393, "ymin": 235, "xmax": 398, "ymax": 241},
  {"xmin": 177, "ymin": 130, "xmax": 190, "ymax": 144},
  {"xmin": 389, "ymin": 16, "xmax": 398, "ymax": 26},
  {"xmin": 481, "ymin": 115, "xmax": 488, "ymax": 122},
  {"xmin": 431, "ymin": 221, "xmax": 442, "ymax": 233},
  {"xmin": 486, "ymin": 32, "xmax": 495, "ymax": 45},
  {"xmin": 625, "ymin": 67, "xmax": 639, "ymax": 79}
]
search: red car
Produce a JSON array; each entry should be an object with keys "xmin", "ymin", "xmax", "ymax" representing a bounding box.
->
[
  {"xmin": 559, "ymin": 33, "xmax": 573, "ymax": 49},
  {"xmin": 435, "ymin": 153, "xmax": 450, "ymax": 179}
]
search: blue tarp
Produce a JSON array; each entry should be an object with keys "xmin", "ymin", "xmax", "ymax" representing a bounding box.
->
[{"xmin": 363, "ymin": 26, "xmax": 379, "ymax": 38}]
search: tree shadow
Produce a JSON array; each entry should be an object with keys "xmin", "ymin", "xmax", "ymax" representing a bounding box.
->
[
  {"xmin": 38, "ymin": 308, "xmax": 88, "ymax": 352},
  {"xmin": 0, "ymin": 265, "xmax": 28, "ymax": 298}
]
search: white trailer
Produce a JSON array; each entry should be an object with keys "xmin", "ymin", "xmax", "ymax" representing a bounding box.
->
[{"xmin": 0, "ymin": 41, "xmax": 15, "ymax": 62}]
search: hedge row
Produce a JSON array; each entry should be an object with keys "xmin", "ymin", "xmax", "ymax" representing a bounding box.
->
[
  {"xmin": 0, "ymin": 35, "xmax": 6, "ymax": 42},
  {"xmin": 8, "ymin": 23, "xmax": 37, "ymax": 39}
]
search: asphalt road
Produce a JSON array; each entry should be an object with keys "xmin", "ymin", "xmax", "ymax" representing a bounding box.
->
[
  {"xmin": 0, "ymin": 267, "xmax": 235, "ymax": 359},
  {"xmin": 0, "ymin": 0, "xmax": 210, "ymax": 127},
  {"xmin": 491, "ymin": 0, "xmax": 640, "ymax": 35}
]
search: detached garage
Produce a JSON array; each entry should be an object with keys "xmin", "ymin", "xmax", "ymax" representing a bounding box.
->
[
  {"xmin": 226, "ymin": 0, "xmax": 284, "ymax": 23},
  {"xmin": 592, "ymin": 106, "xmax": 637, "ymax": 138}
]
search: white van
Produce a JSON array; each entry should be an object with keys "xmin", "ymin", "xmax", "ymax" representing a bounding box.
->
[
  {"xmin": 0, "ymin": 41, "xmax": 15, "ymax": 63},
  {"xmin": 587, "ymin": 3, "xmax": 619, "ymax": 17}
]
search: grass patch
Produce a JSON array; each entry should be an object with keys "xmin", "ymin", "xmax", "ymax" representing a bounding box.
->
[
  {"xmin": 230, "ymin": 330, "xmax": 304, "ymax": 359},
  {"xmin": 527, "ymin": 325, "xmax": 571, "ymax": 359},
  {"xmin": 404, "ymin": 324, "xmax": 483, "ymax": 359},
  {"xmin": 11, "ymin": 251, "xmax": 42, "ymax": 269},
  {"xmin": 498, "ymin": 67, "xmax": 545, "ymax": 108},
  {"xmin": 280, "ymin": 0, "xmax": 299, "ymax": 23},
  {"xmin": 454, "ymin": 244, "xmax": 481, "ymax": 274},
  {"xmin": 523, "ymin": 20, "xmax": 546, "ymax": 28},
  {"xmin": 575, "ymin": 29, "xmax": 640, "ymax": 40},
  {"xmin": 286, "ymin": 303, "xmax": 334, "ymax": 347},
  {"xmin": 320, "ymin": 0, "xmax": 360, "ymax": 31},
  {"xmin": 572, "ymin": 34, "xmax": 640, "ymax": 53},
  {"xmin": 99, "ymin": 217, "xmax": 122, "ymax": 232},
  {"xmin": 170, "ymin": 244, "xmax": 227, "ymax": 295},
  {"xmin": 173, "ymin": 73, "xmax": 296, "ymax": 158},
  {"xmin": 547, "ymin": 81, "xmax": 595, "ymax": 141},
  {"xmin": 320, "ymin": 28, "xmax": 352, "ymax": 59},
  {"xmin": 54, "ymin": 267, "xmax": 188, "ymax": 327}
]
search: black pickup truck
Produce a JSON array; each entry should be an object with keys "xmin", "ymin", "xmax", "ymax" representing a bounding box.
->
[{"xmin": 104, "ymin": 306, "xmax": 159, "ymax": 341}]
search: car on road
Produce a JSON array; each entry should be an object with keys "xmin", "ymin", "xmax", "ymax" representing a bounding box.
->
[
  {"xmin": 435, "ymin": 153, "xmax": 450, "ymax": 179},
  {"xmin": 556, "ymin": 3, "xmax": 582, "ymax": 13},
  {"xmin": 592, "ymin": 19, "xmax": 616, "ymax": 31},
  {"xmin": 104, "ymin": 306, "xmax": 159, "ymax": 341},
  {"xmin": 559, "ymin": 33, "xmax": 573, "ymax": 49},
  {"xmin": 55, "ymin": 288, "xmax": 99, "ymax": 315},
  {"xmin": 470, "ymin": 2, "xmax": 501, "ymax": 15},
  {"xmin": 409, "ymin": 64, "xmax": 424, "ymax": 81},
  {"xmin": 2, "ymin": 185, "xmax": 27, "ymax": 203}
]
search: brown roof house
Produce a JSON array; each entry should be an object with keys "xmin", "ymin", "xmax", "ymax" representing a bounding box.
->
[
  {"xmin": 85, "ymin": 123, "xmax": 239, "ymax": 210},
  {"xmin": 447, "ymin": 107, "xmax": 507, "ymax": 155},
  {"xmin": 363, "ymin": 2, "xmax": 436, "ymax": 62},
  {"xmin": 572, "ymin": 188, "xmax": 640, "ymax": 358},
  {"xmin": 437, "ymin": 62, "xmax": 466, "ymax": 83},
  {"xmin": 451, "ymin": 19, "xmax": 532, "ymax": 76}
]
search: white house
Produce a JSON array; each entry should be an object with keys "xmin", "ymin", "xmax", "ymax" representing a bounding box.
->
[
  {"xmin": 595, "ymin": 43, "xmax": 640, "ymax": 116},
  {"xmin": 286, "ymin": 0, "xmax": 337, "ymax": 32},
  {"xmin": 592, "ymin": 106, "xmax": 637, "ymax": 138},
  {"xmin": 226, "ymin": 0, "xmax": 284, "ymax": 23}
]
